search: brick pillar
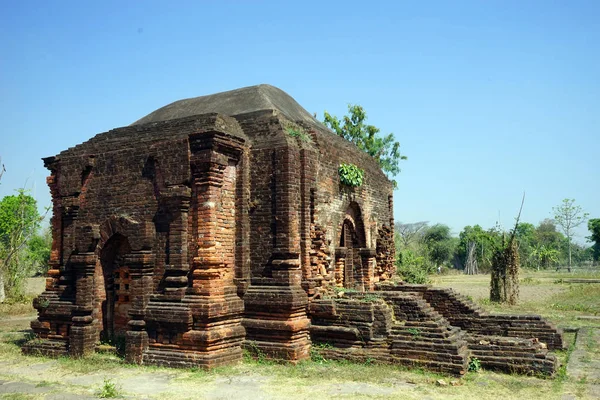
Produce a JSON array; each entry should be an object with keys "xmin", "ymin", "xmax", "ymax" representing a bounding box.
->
[
  {"xmin": 25, "ymin": 162, "xmax": 74, "ymax": 357},
  {"xmin": 186, "ymin": 133, "xmax": 245, "ymax": 368},
  {"xmin": 125, "ymin": 250, "xmax": 153, "ymax": 364},
  {"xmin": 234, "ymin": 150, "xmax": 251, "ymax": 297},
  {"xmin": 161, "ymin": 186, "xmax": 192, "ymax": 300},
  {"xmin": 243, "ymin": 145, "xmax": 311, "ymax": 362},
  {"xmin": 334, "ymin": 247, "xmax": 347, "ymax": 287},
  {"xmin": 70, "ymin": 252, "xmax": 97, "ymax": 357},
  {"xmin": 358, "ymin": 248, "xmax": 377, "ymax": 292}
]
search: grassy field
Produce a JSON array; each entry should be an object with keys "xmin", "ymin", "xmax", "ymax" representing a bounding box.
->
[
  {"xmin": 431, "ymin": 270, "xmax": 600, "ymax": 329},
  {"xmin": 0, "ymin": 273, "xmax": 599, "ymax": 399}
]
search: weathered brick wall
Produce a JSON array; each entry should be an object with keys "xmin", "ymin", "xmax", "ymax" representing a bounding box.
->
[
  {"xmin": 306, "ymin": 124, "xmax": 395, "ymax": 286},
  {"xmin": 235, "ymin": 111, "xmax": 289, "ymax": 278},
  {"xmin": 28, "ymin": 114, "xmax": 249, "ymax": 366}
]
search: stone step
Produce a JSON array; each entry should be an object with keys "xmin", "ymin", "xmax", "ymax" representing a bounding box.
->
[{"xmin": 390, "ymin": 356, "xmax": 468, "ymax": 376}]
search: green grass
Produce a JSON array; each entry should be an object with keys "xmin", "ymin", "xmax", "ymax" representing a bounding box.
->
[
  {"xmin": 98, "ymin": 378, "xmax": 121, "ymax": 398},
  {"xmin": 57, "ymin": 352, "xmax": 127, "ymax": 373},
  {"xmin": 548, "ymin": 285, "xmax": 600, "ymax": 314}
]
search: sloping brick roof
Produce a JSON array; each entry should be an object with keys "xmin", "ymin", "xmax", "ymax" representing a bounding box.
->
[{"xmin": 132, "ymin": 84, "xmax": 322, "ymax": 128}]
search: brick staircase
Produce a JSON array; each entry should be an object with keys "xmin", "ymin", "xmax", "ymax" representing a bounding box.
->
[{"xmin": 381, "ymin": 292, "xmax": 470, "ymax": 376}]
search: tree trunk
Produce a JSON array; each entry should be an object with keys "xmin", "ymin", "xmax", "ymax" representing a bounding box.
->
[
  {"xmin": 465, "ymin": 242, "xmax": 478, "ymax": 275},
  {"xmin": 568, "ymin": 240, "xmax": 572, "ymax": 273},
  {"xmin": 0, "ymin": 272, "xmax": 5, "ymax": 303}
]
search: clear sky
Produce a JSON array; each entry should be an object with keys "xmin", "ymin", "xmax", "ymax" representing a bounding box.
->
[{"xmin": 1, "ymin": 1, "xmax": 598, "ymax": 242}]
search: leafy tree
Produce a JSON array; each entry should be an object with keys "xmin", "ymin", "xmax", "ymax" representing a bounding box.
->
[
  {"xmin": 588, "ymin": 218, "xmax": 600, "ymax": 262},
  {"xmin": 570, "ymin": 242, "xmax": 593, "ymax": 265},
  {"xmin": 535, "ymin": 219, "xmax": 566, "ymax": 255},
  {"xmin": 514, "ymin": 222, "xmax": 537, "ymax": 269},
  {"xmin": 26, "ymin": 227, "xmax": 52, "ymax": 275},
  {"xmin": 421, "ymin": 224, "xmax": 455, "ymax": 270},
  {"xmin": 552, "ymin": 199, "xmax": 589, "ymax": 272},
  {"xmin": 456, "ymin": 225, "xmax": 502, "ymax": 273},
  {"xmin": 529, "ymin": 244, "xmax": 560, "ymax": 270},
  {"xmin": 323, "ymin": 105, "xmax": 407, "ymax": 185},
  {"xmin": 0, "ymin": 189, "xmax": 45, "ymax": 301}
]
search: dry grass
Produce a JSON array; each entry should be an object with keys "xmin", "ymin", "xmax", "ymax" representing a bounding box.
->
[
  {"xmin": 432, "ymin": 270, "xmax": 600, "ymax": 328},
  {"xmin": 0, "ymin": 275, "xmax": 598, "ymax": 399}
]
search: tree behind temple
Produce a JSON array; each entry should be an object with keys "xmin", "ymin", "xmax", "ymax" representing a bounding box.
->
[
  {"xmin": 323, "ymin": 105, "xmax": 407, "ymax": 186},
  {"xmin": 553, "ymin": 199, "xmax": 589, "ymax": 272},
  {"xmin": 422, "ymin": 224, "xmax": 456, "ymax": 271}
]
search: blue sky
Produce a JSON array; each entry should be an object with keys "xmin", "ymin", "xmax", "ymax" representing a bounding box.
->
[{"xmin": 1, "ymin": 1, "xmax": 598, "ymax": 242}]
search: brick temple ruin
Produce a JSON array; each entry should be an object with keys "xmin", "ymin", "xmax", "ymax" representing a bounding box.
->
[{"xmin": 25, "ymin": 85, "xmax": 564, "ymax": 376}]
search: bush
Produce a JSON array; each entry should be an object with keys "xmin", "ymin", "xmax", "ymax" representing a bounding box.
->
[{"xmin": 396, "ymin": 249, "xmax": 430, "ymax": 284}]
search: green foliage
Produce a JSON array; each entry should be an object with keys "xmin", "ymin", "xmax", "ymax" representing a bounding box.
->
[
  {"xmin": 244, "ymin": 341, "xmax": 272, "ymax": 365},
  {"xmin": 98, "ymin": 378, "xmax": 120, "ymax": 398},
  {"xmin": 407, "ymin": 328, "xmax": 421, "ymax": 339},
  {"xmin": 588, "ymin": 218, "xmax": 600, "ymax": 261},
  {"xmin": 284, "ymin": 124, "xmax": 311, "ymax": 143},
  {"xmin": 396, "ymin": 249, "xmax": 429, "ymax": 284},
  {"xmin": 324, "ymin": 104, "xmax": 406, "ymax": 186},
  {"xmin": 0, "ymin": 190, "xmax": 39, "ymax": 245},
  {"xmin": 310, "ymin": 342, "xmax": 333, "ymax": 364},
  {"xmin": 457, "ymin": 225, "xmax": 503, "ymax": 273},
  {"xmin": 26, "ymin": 227, "xmax": 51, "ymax": 275},
  {"xmin": 529, "ymin": 244, "xmax": 560, "ymax": 270},
  {"xmin": 338, "ymin": 163, "xmax": 364, "ymax": 187},
  {"xmin": 468, "ymin": 357, "xmax": 481, "ymax": 372},
  {"xmin": 422, "ymin": 224, "xmax": 456, "ymax": 269},
  {"xmin": 0, "ymin": 189, "xmax": 47, "ymax": 300},
  {"xmin": 360, "ymin": 293, "xmax": 382, "ymax": 302}
]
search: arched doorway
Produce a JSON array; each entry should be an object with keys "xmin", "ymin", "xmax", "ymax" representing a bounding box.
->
[
  {"xmin": 95, "ymin": 233, "xmax": 132, "ymax": 344},
  {"xmin": 339, "ymin": 202, "xmax": 366, "ymax": 289}
]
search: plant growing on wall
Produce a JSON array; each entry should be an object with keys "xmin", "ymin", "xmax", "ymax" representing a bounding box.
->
[
  {"xmin": 338, "ymin": 163, "xmax": 364, "ymax": 187},
  {"xmin": 283, "ymin": 122, "xmax": 311, "ymax": 143},
  {"xmin": 324, "ymin": 105, "xmax": 406, "ymax": 187}
]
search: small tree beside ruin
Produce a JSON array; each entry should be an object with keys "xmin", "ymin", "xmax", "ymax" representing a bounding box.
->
[{"xmin": 490, "ymin": 195, "xmax": 524, "ymax": 305}]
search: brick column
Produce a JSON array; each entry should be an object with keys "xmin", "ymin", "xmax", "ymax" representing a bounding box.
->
[
  {"xmin": 70, "ymin": 252, "xmax": 98, "ymax": 357},
  {"xmin": 186, "ymin": 133, "xmax": 245, "ymax": 368},
  {"xmin": 125, "ymin": 250, "xmax": 154, "ymax": 364},
  {"xmin": 358, "ymin": 248, "xmax": 377, "ymax": 292},
  {"xmin": 243, "ymin": 145, "xmax": 311, "ymax": 362},
  {"xmin": 161, "ymin": 186, "xmax": 192, "ymax": 300},
  {"xmin": 334, "ymin": 247, "xmax": 347, "ymax": 287}
]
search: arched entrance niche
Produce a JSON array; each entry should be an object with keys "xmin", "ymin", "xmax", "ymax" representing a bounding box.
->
[
  {"xmin": 93, "ymin": 233, "xmax": 132, "ymax": 343},
  {"xmin": 338, "ymin": 202, "xmax": 366, "ymax": 289}
]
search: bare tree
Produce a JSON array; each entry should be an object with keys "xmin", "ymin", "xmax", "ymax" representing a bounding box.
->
[
  {"xmin": 553, "ymin": 199, "xmax": 589, "ymax": 272},
  {"xmin": 464, "ymin": 241, "xmax": 478, "ymax": 275},
  {"xmin": 0, "ymin": 156, "xmax": 5, "ymax": 183},
  {"xmin": 395, "ymin": 221, "xmax": 428, "ymax": 248}
]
